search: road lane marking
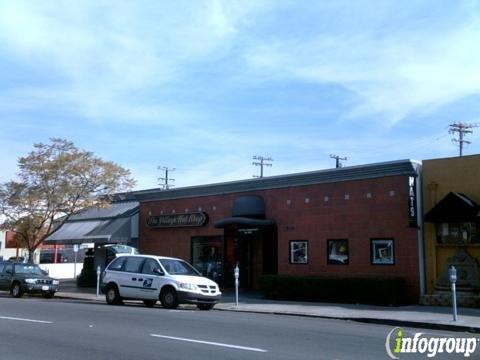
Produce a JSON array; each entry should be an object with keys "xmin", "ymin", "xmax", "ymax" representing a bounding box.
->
[
  {"xmin": 150, "ymin": 334, "xmax": 267, "ymax": 353},
  {"xmin": 0, "ymin": 316, "xmax": 52, "ymax": 324}
]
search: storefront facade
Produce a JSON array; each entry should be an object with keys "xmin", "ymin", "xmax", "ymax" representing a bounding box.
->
[
  {"xmin": 135, "ymin": 160, "xmax": 423, "ymax": 302},
  {"xmin": 422, "ymin": 155, "xmax": 480, "ymax": 303}
]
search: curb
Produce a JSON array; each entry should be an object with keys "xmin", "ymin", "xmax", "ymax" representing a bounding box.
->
[
  {"xmin": 54, "ymin": 293, "xmax": 480, "ymax": 334},
  {"xmin": 214, "ymin": 306, "xmax": 480, "ymax": 334}
]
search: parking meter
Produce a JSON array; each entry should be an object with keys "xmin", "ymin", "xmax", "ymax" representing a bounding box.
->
[
  {"xmin": 234, "ymin": 264, "xmax": 239, "ymax": 307},
  {"xmin": 96, "ymin": 266, "xmax": 101, "ymax": 297},
  {"xmin": 449, "ymin": 266, "xmax": 457, "ymax": 284},
  {"xmin": 449, "ymin": 265, "xmax": 457, "ymax": 321}
]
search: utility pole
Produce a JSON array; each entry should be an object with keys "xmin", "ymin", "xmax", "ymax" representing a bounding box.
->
[
  {"xmin": 330, "ymin": 154, "xmax": 347, "ymax": 168},
  {"xmin": 252, "ymin": 155, "xmax": 273, "ymax": 178},
  {"xmin": 449, "ymin": 122, "xmax": 477, "ymax": 156},
  {"xmin": 158, "ymin": 166, "xmax": 175, "ymax": 190}
]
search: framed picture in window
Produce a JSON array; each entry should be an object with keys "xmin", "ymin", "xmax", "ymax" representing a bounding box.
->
[
  {"xmin": 289, "ymin": 240, "xmax": 308, "ymax": 264},
  {"xmin": 327, "ymin": 239, "xmax": 349, "ymax": 265},
  {"xmin": 371, "ymin": 238, "xmax": 395, "ymax": 265}
]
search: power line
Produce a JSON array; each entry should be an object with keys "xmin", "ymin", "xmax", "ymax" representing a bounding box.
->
[
  {"xmin": 252, "ymin": 155, "xmax": 273, "ymax": 178},
  {"xmin": 449, "ymin": 122, "xmax": 478, "ymax": 156},
  {"xmin": 158, "ymin": 166, "xmax": 175, "ymax": 190},
  {"xmin": 330, "ymin": 154, "xmax": 347, "ymax": 168}
]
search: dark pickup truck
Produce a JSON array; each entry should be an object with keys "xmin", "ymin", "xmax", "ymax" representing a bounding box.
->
[{"xmin": 0, "ymin": 262, "xmax": 59, "ymax": 298}]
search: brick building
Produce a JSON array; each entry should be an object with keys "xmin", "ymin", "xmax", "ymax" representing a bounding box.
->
[{"xmin": 132, "ymin": 160, "xmax": 422, "ymax": 302}]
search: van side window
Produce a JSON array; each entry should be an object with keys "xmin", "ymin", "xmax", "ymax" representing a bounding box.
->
[
  {"xmin": 108, "ymin": 257, "xmax": 126, "ymax": 271},
  {"xmin": 124, "ymin": 257, "xmax": 144, "ymax": 273},
  {"xmin": 0, "ymin": 263, "xmax": 4, "ymax": 273},
  {"xmin": 141, "ymin": 259, "xmax": 160, "ymax": 275}
]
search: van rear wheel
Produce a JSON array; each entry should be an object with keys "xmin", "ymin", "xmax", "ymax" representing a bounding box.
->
[{"xmin": 160, "ymin": 288, "xmax": 178, "ymax": 309}]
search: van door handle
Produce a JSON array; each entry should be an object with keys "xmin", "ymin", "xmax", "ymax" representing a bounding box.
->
[
  {"xmin": 132, "ymin": 277, "xmax": 137, "ymax": 281},
  {"xmin": 138, "ymin": 278, "xmax": 143, "ymax": 282}
]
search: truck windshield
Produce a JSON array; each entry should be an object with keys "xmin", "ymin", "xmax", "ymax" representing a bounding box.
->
[
  {"xmin": 14, "ymin": 264, "xmax": 46, "ymax": 276},
  {"xmin": 159, "ymin": 259, "xmax": 201, "ymax": 276}
]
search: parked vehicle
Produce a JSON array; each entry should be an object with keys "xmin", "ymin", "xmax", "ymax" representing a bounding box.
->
[
  {"xmin": 101, "ymin": 255, "xmax": 221, "ymax": 310},
  {"xmin": 0, "ymin": 262, "xmax": 59, "ymax": 298}
]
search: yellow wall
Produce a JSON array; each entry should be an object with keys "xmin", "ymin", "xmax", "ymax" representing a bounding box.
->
[{"xmin": 423, "ymin": 154, "xmax": 480, "ymax": 294}]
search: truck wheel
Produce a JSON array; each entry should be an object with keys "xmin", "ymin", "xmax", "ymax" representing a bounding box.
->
[
  {"xmin": 106, "ymin": 284, "xmax": 122, "ymax": 305},
  {"xmin": 160, "ymin": 288, "xmax": 178, "ymax": 309},
  {"xmin": 11, "ymin": 282, "xmax": 23, "ymax": 298}
]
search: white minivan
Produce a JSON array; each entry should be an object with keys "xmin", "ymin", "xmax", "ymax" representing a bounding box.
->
[{"xmin": 101, "ymin": 254, "xmax": 221, "ymax": 310}]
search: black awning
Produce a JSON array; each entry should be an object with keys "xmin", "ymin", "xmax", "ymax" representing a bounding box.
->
[
  {"xmin": 44, "ymin": 217, "xmax": 131, "ymax": 244},
  {"xmin": 425, "ymin": 192, "xmax": 480, "ymax": 223},
  {"xmin": 214, "ymin": 217, "xmax": 276, "ymax": 229}
]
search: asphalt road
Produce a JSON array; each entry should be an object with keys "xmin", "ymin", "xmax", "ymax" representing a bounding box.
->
[{"xmin": 0, "ymin": 293, "xmax": 478, "ymax": 360}]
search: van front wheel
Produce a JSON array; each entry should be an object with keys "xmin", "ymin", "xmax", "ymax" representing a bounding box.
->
[{"xmin": 106, "ymin": 284, "xmax": 122, "ymax": 305}]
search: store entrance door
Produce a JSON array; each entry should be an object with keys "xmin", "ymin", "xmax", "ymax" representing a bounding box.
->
[
  {"xmin": 234, "ymin": 229, "xmax": 253, "ymax": 288},
  {"xmin": 225, "ymin": 228, "xmax": 263, "ymax": 289}
]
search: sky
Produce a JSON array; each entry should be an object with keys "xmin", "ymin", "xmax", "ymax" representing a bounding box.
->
[{"xmin": 1, "ymin": 0, "xmax": 480, "ymax": 191}]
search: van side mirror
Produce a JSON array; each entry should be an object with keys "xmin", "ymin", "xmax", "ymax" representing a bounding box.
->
[{"xmin": 153, "ymin": 268, "xmax": 164, "ymax": 276}]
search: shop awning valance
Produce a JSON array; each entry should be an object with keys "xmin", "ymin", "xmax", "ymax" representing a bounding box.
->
[
  {"xmin": 425, "ymin": 192, "xmax": 480, "ymax": 223},
  {"xmin": 214, "ymin": 217, "xmax": 276, "ymax": 229}
]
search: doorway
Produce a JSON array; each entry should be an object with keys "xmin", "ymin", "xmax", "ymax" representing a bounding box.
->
[{"xmin": 222, "ymin": 226, "xmax": 277, "ymax": 289}]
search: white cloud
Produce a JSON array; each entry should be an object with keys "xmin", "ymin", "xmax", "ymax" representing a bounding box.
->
[
  {"xmin": 243, "ymin": 2, "xmax": 480, "ymax": 125},
  {"xmin": 0, "ymin": 0, "xmax": 268, "ymax": 124}
]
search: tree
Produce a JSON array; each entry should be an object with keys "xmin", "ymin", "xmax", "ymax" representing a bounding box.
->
[{"xmin": 0, "ymin": 138, "xmax": 136, "ymax": 262}]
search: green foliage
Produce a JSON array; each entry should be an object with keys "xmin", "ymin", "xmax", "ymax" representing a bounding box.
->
[
  {"xmin": 0, "ymin": 138, "xmax": 136, "ymax": 259},
  {"xmin": 259, "ymin": 274, "xmax": 406, "ymax": 306}
]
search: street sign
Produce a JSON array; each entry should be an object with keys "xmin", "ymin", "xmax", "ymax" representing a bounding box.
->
[{"xmin": 73, "ymin": 244, "xmax": 79, "ymax": 253}]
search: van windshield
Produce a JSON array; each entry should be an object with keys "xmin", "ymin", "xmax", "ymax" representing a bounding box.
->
[{"xmin": 159, "ymin": 259, "xmax": 201, "ymax": 276}]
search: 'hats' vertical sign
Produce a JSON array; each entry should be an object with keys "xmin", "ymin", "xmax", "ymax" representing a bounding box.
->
[{"xmin": 408, "ymin": 176, "xmax": 418, "ymax": 227}]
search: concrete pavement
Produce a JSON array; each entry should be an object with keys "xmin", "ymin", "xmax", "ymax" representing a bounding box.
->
[{"xmin": 55, "ymin": 280, "xmax": 480, "ymax": 333}]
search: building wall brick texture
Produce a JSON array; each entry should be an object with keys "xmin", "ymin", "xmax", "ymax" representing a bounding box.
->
[{"xmin": 139, "ymin": 174, "xmax": 420, "ymax": 302}]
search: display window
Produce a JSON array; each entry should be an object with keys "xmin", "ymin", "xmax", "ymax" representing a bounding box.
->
[
  {"xmin": 289, "ymin": 240, "xmax": 308, "ymax": 264},
  {"xmin": 435, "ymin": 222, "xmax": 479, "ymax": 244},
  {"xmin": 371, "ymin": 238, "xmax": 395, "ymax": 265},
  {"xmin": 327, "ymin": 239, "xmax": 349, "ymax": 265},
  {"xmin": 191, "ymin": 236, "xmax": 224, "ymax": 284}
]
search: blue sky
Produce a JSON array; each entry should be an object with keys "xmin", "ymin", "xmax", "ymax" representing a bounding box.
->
[{"xmin": 1, "ymin": 0, "xmax": 479, "ymax": 190}]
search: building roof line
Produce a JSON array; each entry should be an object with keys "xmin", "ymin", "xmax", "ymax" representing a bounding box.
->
[{"xmin": 127, "ymin": 159, "xmax": 420, "ymax": 203}]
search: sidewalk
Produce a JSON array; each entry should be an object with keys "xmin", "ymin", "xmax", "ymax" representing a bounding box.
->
[{"xmin": 56, "ymin": 280, "xmax": 480, "ymax": 333}]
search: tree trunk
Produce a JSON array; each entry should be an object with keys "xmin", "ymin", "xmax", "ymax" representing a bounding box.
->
[{"xmin": 28, "ymin": 249, "xmax": 35, "ymax": 263}]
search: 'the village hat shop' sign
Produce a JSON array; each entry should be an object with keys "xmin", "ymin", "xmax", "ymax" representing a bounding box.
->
[{"xmin": 147, "ymin": 212, "xmax": 208, "ymax": 228}]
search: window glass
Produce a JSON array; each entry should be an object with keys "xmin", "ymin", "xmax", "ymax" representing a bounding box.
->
[
  {"xmin": 290, "ymin": 240, "xmax": 308, "ymax": 264},
  {"xmin": 159, "ymin": 259, "xmax": 200, "ymax": 276},
  {"xmin": 327, "ymin": 239, "xmax": 349, "ymax": 265},
  {"xmin": 123, "ymin": 257, "xmax": 144, "ymax": 273},
  {"xmin": 108, "ymin": 257, "xmax": 126, "ymax": 271},
  {"xmin": 371, "ymin": 238, "xmax": 395, "ymax": 265},
  {"xmin": 14, "ymin": 264, "xmax": 45, "ymax": 275},
  {"xmin": 436, "ymin": 222, "xmax": 479, "ymax": 244},
  {"xmin": 141, "ymin": 259, "xmax": 161, "ymax": 275},
  {"xmin": 191, "ymin": 236, "xmax": 223, "ymax": 283},
  {"xmin": 4, "ymin": 264, "xmax": 13, "ymax": 274},
  {"xmin": 0, "ymin": 263, "xmax": 4, "ymax": 273}
]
